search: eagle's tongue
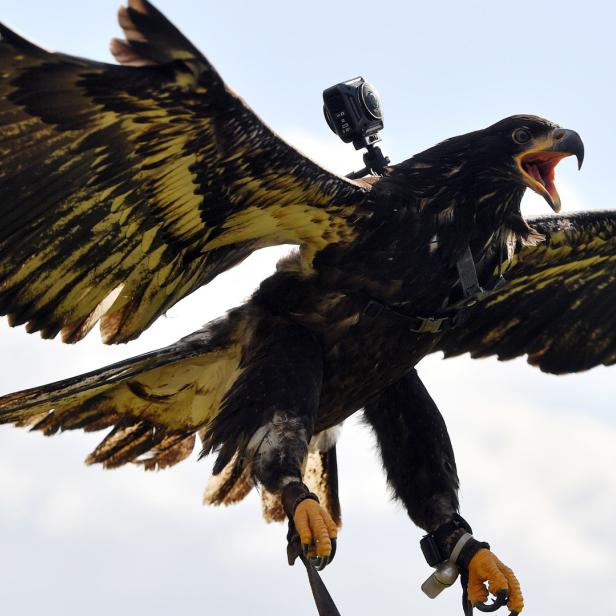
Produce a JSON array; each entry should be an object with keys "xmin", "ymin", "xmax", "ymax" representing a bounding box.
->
[
  {"xmin": 527, "ymin": 163, "xmax": 545, "ymax": 187},
  {"xmin": 524, "ymin": 159, "xmax": 561, "ymax": 212}
]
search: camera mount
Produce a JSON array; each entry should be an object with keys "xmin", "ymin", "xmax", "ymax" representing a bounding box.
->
[
  {"xmin": 345, "ymin": 142, "xmax": 390, "ymax": 179},
  {"xmin": 323, "ymin": 76, "xmax": 390, "ymax": 178}
]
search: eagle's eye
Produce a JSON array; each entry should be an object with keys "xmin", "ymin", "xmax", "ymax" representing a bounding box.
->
[{"xmin": 512, "ymin": 128, "xmax": 532, "ymax": 144}]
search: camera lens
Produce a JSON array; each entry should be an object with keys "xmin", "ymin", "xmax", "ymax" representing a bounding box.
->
[{"xmin": 360, "ymin": 82, "xmax": 383, "ymax": 120}]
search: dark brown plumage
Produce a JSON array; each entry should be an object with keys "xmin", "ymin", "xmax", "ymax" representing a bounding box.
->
[{"xmin": 0, "ymin": 3, "xmax": 613, "ymax": 608}]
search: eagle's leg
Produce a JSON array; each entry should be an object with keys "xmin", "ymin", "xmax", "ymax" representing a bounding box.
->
[
  {"xmin": 223, "ymin": 317, "xmax": 337, "ymax": 562},
  {"xmin": 364, "ymin": 368, "xmax": 524, "ymax": 614}
]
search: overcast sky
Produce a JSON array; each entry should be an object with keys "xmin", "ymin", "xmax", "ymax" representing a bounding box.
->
[{"xmin": 1, "ymin": 2, "xmax": 615, "ymax": 615}]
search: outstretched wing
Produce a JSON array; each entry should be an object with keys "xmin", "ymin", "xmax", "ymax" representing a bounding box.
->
[
  {"xmin": 437, "ymin": 211, "xmax": 616, "ymax": 374},
  {"xmin": 0, "ymin": 0, "xmax": 365, "ymax": 344},
  {"xmin": 0, "ymin": 312, "xmax": 246, "ymax": 470},
  {"xmin": 0, "ymin": 300, "xmax": 342, "ymax": 523}
]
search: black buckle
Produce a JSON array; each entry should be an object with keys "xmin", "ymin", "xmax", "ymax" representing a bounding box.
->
[
  {"xmin": 411, "ymin": 316, "xmax": 449, "ymax": 334},
  {"xmin": 420, "ymin": 534, "xmax": 445, "ymax": 567},
  {"xmin": 363, "ymin": 300, "xmax": 452, "ymax": 335}
]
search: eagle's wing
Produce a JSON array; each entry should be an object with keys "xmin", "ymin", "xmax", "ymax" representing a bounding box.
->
[
  {"xmin": 0, "ymin": 300, "xmax": 342, "ymax": 523},
  {"xmin": 436, "ymin": 211, "xmax": 616, "ymax": 374},
  {"xmin": 0, "ymin": 313, "xmax": 246, "ymax": 470},
  {"xmin": 0, "ymin": 0, "xmax": 365, "ymax": 344}
]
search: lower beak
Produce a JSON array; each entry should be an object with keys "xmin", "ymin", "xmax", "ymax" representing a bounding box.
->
[{"xmin": 516, "ymin": 129, "xmax": 584, "ymax": 212}]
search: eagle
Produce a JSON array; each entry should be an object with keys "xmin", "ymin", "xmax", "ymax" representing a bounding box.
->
[{"xmin": 0, "ymin": 2, "xmax": 612, "ymax": 614}]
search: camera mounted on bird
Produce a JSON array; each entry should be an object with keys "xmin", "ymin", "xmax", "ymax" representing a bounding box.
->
[{"xmin": 323, "ymin": 76, "xmax": 390, "ymax": 178}]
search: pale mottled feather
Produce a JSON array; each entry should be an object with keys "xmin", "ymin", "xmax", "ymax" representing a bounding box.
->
[
  {"xmin": 0, "ymin": 317, "xmax": 244, "ymax": 470},
  {"xmin": 438, "ymin": 211, "xmax": 616, "ymax": 373}
]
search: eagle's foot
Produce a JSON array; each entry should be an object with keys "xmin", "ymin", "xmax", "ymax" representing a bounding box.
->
[
  {"xmin": 294, "ymin": 499, "xmax": 338, "ymax": 569},
  {"xmin": 468, "ymin": 548, "xmax": 524, "ymax": 614}
]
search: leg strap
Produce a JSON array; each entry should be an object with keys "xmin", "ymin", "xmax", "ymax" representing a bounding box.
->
[{"xmin": 283, "ymin": 482, "xmax": 342, "ymax": 616}]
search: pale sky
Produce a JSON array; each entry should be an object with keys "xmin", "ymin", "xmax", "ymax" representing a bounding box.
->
[{"xmin": 0, "ymin": 2, "xmax": 615, "ymax": 615}]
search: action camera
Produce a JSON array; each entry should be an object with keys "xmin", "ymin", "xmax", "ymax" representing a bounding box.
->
[{"xmin": 323, "ymin": 77, "xmax": 384, "ymax": 150}]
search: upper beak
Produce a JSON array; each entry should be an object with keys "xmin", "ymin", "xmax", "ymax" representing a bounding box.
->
[
  {"xmin": 551, "ymin": 129, "xmax": 584, "ymax": 169},
  {"xmin": 516, "ymin": 128, "xmax": 584, "ymax": 212}
]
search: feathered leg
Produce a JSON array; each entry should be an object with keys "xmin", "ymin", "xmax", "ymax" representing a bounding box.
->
[
  {"xmin": 364, "ymin": 369, "xmax": 523, "ymax": 614},
  {"xmin": 201, "ymin": 316, "xmax": 338, "ymax": 562},
  {"xmin": 364, "ymin": 368, "xmax": 459, "ymax": 531}
]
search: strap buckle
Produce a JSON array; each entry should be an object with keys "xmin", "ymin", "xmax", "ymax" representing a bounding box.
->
[
  {"xmin": 411, "ymin": 316, "xmax": 449, "ymax": 334},
  {"xmin": 363, "ymin": 300, "xmax": 451, "ymax": 335}
]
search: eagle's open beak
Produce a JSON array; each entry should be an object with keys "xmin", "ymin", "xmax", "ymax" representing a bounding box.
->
[{"xmin": 516, "ymin": 128, "xmax": 584, "ymax": 213}]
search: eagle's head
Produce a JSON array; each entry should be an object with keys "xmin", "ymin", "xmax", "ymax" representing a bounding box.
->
[
  {"xmin": 458, "ymin": 115, "xmax": 584, "ymax": 213},
  {"xmin": 395, "ymin": 115, "xmax": 584, "ymax": 250}
]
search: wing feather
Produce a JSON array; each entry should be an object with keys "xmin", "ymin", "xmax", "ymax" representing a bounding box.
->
[
  {"xmin": 0, "ymin": 1, "xmax": 366, "ymax": 343},
  {"xmin": 0, "ymin": 315, "xmax": 246, "ymax": 470},
  {"xmin": 437, "ymin": 211, "xmax": 616, "ymax": 373}
]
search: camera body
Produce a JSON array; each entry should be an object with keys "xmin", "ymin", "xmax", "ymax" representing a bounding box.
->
[{"xmin": 323, "ymin": 77, "xmax": 384, "ymax": 150}]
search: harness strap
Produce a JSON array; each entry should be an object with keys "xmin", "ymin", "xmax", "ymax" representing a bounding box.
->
[
  {"xmin": 283, "ymin": 482, "xmax": 342, "ymax": 615},
  {"xmin": 362, "ymin": 243, "xmax": 502, "ymax": 334},
  {"xmin": 363, "ymin": 299, "xmax": 457, "ymax": 335},
  {"xmin": 456, "ymin": 245, "xmax": 484, "ymax": 298}
]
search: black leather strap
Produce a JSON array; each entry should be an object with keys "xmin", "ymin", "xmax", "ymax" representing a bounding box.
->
[
  {"xmin": 421, "ymin": 515, "xmax": 493, "ymax": 616},
  {"xmin": 363, "ymin": 299, "xmax": 456, "ymax": 335},
  {"xmin": 299, "ymin": 553, "xmax": 342, "ymax": 616},
  {"xmin": 421, "ymin": 513, "xmax": 475, "ymax": 565},
  {"xmin": 362, "ymin": 243, "xmax": 507, "ymax": 338},
  {"xmin": 281, "ymin": 481, "xmax": 319, "ymax": 519},
  {"xmin": 283, "ymin": 482, "xmax": 342, "ymax": 615},
  {"xmin": 461, "ymin": 568, "xmax": 474, "ymax": 616},
  {"xmin": 456, "ymin": 537, "xmax": 490, "ymax": 570},
  {"xmin": 457, "ymin": 245, "xmax": 484, "ymax": 298}
]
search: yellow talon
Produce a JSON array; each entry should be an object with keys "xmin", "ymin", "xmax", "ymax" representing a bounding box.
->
[
  {"xmin": 293, "ymin": 499, "xmax": 337, "ymax": 557},
  {"xmin": 468, "ymin": 548, "xmax": 524, "ymax": 613}
]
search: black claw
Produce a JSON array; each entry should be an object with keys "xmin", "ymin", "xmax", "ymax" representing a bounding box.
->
[
  {"xmin": 307, "ymin": 537, "xmax": 337, "ymax": 571},
  {"xmin": 311, "ymin": 556, "xmax": 327, "ymax": 571},
  {"xmin": 475, "ymin": 589, "xmax": 508, "ymax": 612},
  {"xmin": 302, "ymin": 544, "xmax": 310, "ymax": 558},
  {"xmin": 329, "ymin": 538, "xmax": 337, "ymax": 564}
]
